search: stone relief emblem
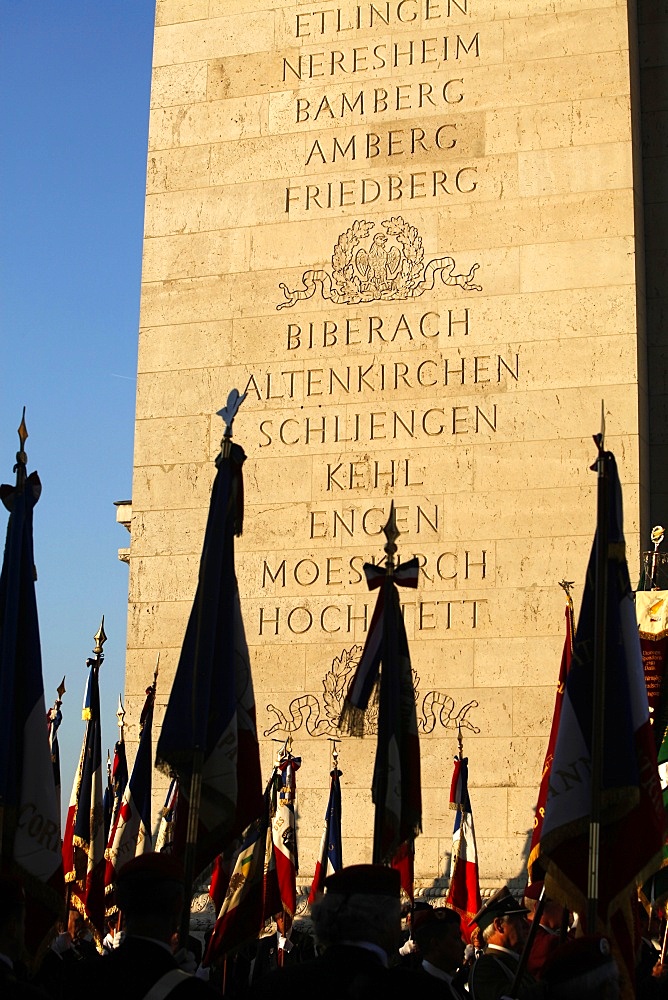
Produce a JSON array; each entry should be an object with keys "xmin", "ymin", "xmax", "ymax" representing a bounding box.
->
[
  {"xmin": 276, "ymin": 216, "xmax": 482, "ymax": 310},
  {"xmin": 264, "ymin": 645, "xmax": 479, "ymax": 738}
]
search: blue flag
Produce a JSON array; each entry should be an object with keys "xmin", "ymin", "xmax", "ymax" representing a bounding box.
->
[{"xmin": 308, "ymin": 767, "xmax": 343, "ymax": 903}]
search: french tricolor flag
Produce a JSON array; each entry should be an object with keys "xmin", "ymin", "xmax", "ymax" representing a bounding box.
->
[
  {"xmin": 445, "ymin": 753, "xmax": 481, "ymax": 936},
  {"xmin": 308, "ymin": 766, "xmax": 342, "ymax": 903}
]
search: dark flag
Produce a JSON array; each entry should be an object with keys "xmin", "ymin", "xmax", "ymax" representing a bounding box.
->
[
  {"xmin": 340, "ymin": 505, "xmax": 422, "ymax": 865},
  {"xmin": 156, "ymin": 395, "xmax": 263, "ymax": 883},
  {"xmin": 107, "ymin": 696, "xmax": 129, "ymax": 838},
  {"xmin": 527, "ymin": 595, "xmax": 574, "ymax": 881},
  {"xmin": 537, "ymin": 446, "xmax": 665, "ymax": 999},
  {"xmin": 308, "ymin": 764, "xmax": 343, "ymax": 903},
  {"xmin": 105, "ymin": 676, "xmax": 157, "ymax": 894},
  {"xmin": 0, "ymin": 415, "xmax": 64, "ymax": 957},
  {"xmin": 63, "ymin": 622, "xmax": 107, "ymax": 946},
  {"xmin": 102, "ymin": 752, "xmax": 113, "ymax": 847},
  {"xmin": 46, "ymin": 677, "xmax": 66, "ymax": 825}
]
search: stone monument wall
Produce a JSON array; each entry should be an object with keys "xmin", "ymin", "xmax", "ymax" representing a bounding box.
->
[{"xmin": 126, "ymin": 0, "xmax": 649, "ymax": 890}]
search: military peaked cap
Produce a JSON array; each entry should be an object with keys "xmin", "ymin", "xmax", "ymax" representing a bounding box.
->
[{"xmin": 471, "ymin": 886, "xmax": 527, "ymax": 931}]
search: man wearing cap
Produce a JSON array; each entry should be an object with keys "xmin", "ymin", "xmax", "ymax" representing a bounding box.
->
[
  {"xmin": 251, "ymin": 863, "xmax": 406, "ymax": 999},
  {"xmin": 72, "ymin": 853, "xmax": 213, "ymax": 999},
  {"xmin": 408, "ymin": 906, "xmax": 468, "ymax": 999},
  {"xmin": 468, "ymin": 887, "xmax": 536, "ymax": 1000}
]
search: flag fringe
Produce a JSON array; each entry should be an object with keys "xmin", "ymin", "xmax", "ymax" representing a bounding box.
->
[
  {"xmin": 339, "ymin": 678, "xmax": 380, "ymax": 737},
  {"xmin": 338, "ymin": 700, "xmax": 367, "ymax": 737}
]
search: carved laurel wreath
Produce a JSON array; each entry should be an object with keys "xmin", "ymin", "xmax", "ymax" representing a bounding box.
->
[
  {"xmin": 264, "ymin": 645, "xmax": 479, "ymax": 739},
  {"xmin": 330, "ymin": 220, "xmax": 374, "ymax": 299}
]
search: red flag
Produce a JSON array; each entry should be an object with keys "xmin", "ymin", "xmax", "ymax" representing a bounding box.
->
[
  {"xmin": 391, "ymin": 840, "xmax": 414, "ymax": 901},
  {"xmin": 527, "ymin": 599, "xmax": 574, "ymax": 880}
]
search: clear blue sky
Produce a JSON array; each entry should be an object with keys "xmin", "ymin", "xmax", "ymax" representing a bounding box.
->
[{"xmin": 1, "ymin": 2, "xmax": 156, "ymax": 811}]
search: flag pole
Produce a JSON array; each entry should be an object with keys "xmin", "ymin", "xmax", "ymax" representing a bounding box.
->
[
  {"xmin": 587, "ymin": 406, "xmax": 608, "ymax": 931},
  {"xmin": 510, "ymin": 885, "xmax": 546, "ymax": 997}
]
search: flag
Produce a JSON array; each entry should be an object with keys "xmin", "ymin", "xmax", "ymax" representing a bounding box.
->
[
  {"xmin": 155, "ymin": 434, "xmax": 263, "ymax": 880},
  {"xmin": 109, "ymin": 738, "xmax": 128, "ymax": 834},
  {"xmin": 340, "ymin": 539, "xmax": 422, "ymax": 865},
  {"xmin": 308, "ymin": 766, "xmax": 342, "ymax": 904},
  {"xmin": 527, "ymin": 599, "xmax": 574, "ymax": 880},
  {"xmin": 635, "ymin": 590, "xmax": 668, "ymax": 752},
  {"xmin": 46, "ymin": 678, "xmax": 65, "ymax": 825},
  {"xmin": 536, "ymin": 448, "xmax": 665, "ymax": 997},
  {"xmin": 271, "ymin": 751, "xmax": 300, "ymax": 938},
  {"xmin": 102, "ymin": 752, "xmax": 113, "ymax": 846},
  {"xmin": 637, "ymin": 594, "xmax": 668, "ymax": 912},
  {"xmin": 0, "ymin": 429, "xmax": 64, "ymax": 957},
  {"xmin": 153, "ymin": 777, "xmax": 179, "ymax": 855},
  {"xmin": 105, "ymin": 681, "xmax": 156, "ymax": 896},
  {"xmin": 391, "ymin": 839, "xmax": 414, "ymax": 902},
  {"xmin": 63, "ymin": 626, "xmax": 107, "ymax": 946},
  {"xmin": 445, "ymin": 752, "xmax": 481, "ymax": 934},
  {"xmin": 204, "ymin": 782, "xmax": 282, "ymax": 964}
]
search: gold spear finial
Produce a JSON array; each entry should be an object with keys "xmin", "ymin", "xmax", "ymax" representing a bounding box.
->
[
  {"xmin": 382, "ymin": 502, "xmax": 399, "ymax": 572},
  {"xmin": 153, "ymin": 652, "xmax": 160, "ymax": 686},
  {"xmin": 93, "ymin": 616, "xmax": 107, "ymax": 655},
  {"xmin": 14, "ymin": 407, "xmax": 28, "ymax": 487},
  {"xmin": 457, "ymin": 725, "xmax": 464, "ymax": 758},
  {"xmin": 18, "ymin": 408, "xmax": 28, "ymax": 452},
  {"xmin": 56, "ymin": 676, "xmax": 66, "ymax": 702},
  {"xmin": 651, "ymin": 526, "xmax": 665, "ymax": 551},
  {"xmin": 558, "ymin": 579, "xmax": 575, "ymax": 614}
]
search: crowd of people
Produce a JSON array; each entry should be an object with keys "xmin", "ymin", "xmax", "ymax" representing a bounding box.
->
[{"xmin": 1, "ymin": 859, "xmax": 666, "ymax": 999}]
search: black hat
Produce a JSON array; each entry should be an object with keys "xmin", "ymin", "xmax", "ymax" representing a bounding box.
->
[
  {"xmin": 115, "ymin": 852, "xmax": 185, "ymax": 914},
  {"xmin": 412, "ymin": 906, "xmax": 462, "ymax": 945},
  {"xmin": 324, "ymin": 864, "xmax": 401, "ymax": 898},
  {"xmin": 471, "ymin": 886, "xmax": 528, "ymax": 931}
]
